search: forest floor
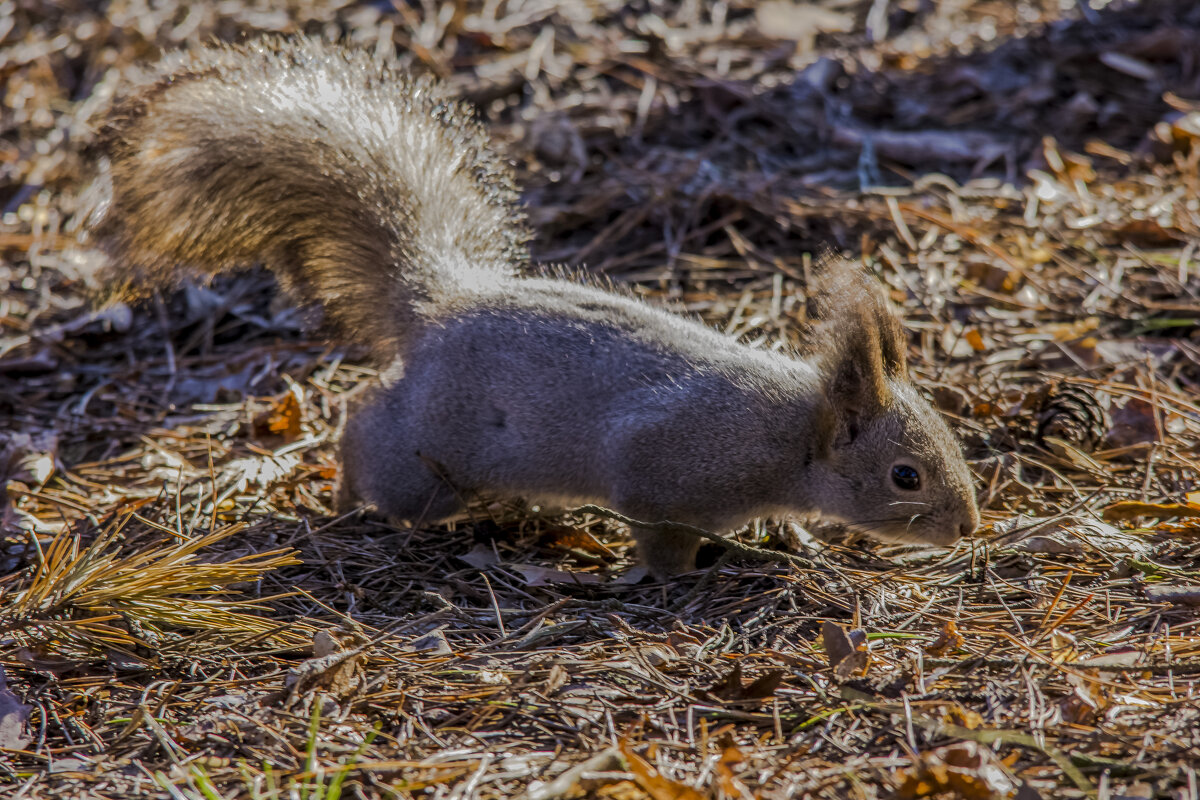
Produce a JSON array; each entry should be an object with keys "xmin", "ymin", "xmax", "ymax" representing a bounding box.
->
[{"xmin": 2, "ymin": 1, "xmax": 1200, "ymax": 798}]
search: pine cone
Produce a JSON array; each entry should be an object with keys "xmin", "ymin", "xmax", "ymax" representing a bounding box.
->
[{"xmin": 1035, "ymin": 383, "xmax": 1109, "ymax": 452}]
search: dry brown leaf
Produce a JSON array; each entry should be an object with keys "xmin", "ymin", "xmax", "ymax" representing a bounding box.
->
[
  {"xmin": 894, "ymin": 741, "xmax": 1016, "ymax": 799},
  {"xmin": 1061, "ymin": 671, "xmax": 1112, "ymax": 724},
  {"xmin": 254, "ymin": 390, "xmax": 304, "ymax": 441},
  {"xmin": 944, "ymin": 704, "xmax": 984, "ymax": 730},
  {"xmin": 543, "ymin": 526, "xmax": 615, "ymax": 557},
  {"xmin": 971, "ymin": 402, "xmax": 1001, "ymax": 418},
  {"xmin": 619, "ymin": 740, "xmax": 706, "ymax": 800},
  {"xmin": 1167, "ymin": 110, "xmax": 1200, "ymax": 150},
  {"xmin": 543, "ymin": 663, "xmax": 570, "ymax": 695},
  {"xmin": 1160, "ymin": 521, "xmax": 1200, "ymax": 537},
  {"xmin": 822, "ymin": 621, "xmax": 869, "ymax": 679},
  {"xmin": 283, "ymin": 630, "xmax": 368, "ymax": 706},
  {"xmin": 925, "ymin": 620, "xmax": 965, "ymax": 656},
  {"xmin": 664, "ymin": 630, "xmax": 704, "ymax": 657},
  {"xmin": 0, "ymin": 431, "xmax": 57, "ymax": 488},
  {"xmin": 965, "ymin": 261, "xmax": 1021, "ymax": 293},
  {"xmin": 1101, "ymin": 500, "xmax": 1200, "ymax": 523},
  {"xmin": 1103, "ymin": 217, "xmax": 1185, "ymax": 245},
  {"xmin": 715, "ymin": 746, "xmax": 748, "ymax": 798},
  {"xmin": 1103, "ymin": 395, "xmax": 1159, "ymax": 449}
]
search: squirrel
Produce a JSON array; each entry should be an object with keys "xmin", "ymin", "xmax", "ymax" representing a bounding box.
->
[{"xmin": 85, "ymin": 38, "xmax": 980, "ymax": 578}]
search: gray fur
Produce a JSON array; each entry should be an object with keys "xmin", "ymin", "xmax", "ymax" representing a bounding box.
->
[{"xmin": 89, "ymin": 38, "xmax": 980, "ymax": 578}]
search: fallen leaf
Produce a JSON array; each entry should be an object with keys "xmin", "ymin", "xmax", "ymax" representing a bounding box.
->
[
  {"xmin": 1101, "ymin": 500, "xmax": 1200, "ymax": 523},
  {"xmin": 510, "ymin": 564, "xmax": 601, "ymax": 586},
  {"xmin": 543, "ymin": 527, "xmax": 615, "ymax": 557},
  {"xmin": 15, "ymin": 647, "xmax": 82, "ymax": 676},
  {"xmin": 1071, "ymin": 648, "xmax": 1143, "ymax": 669},
  {"xmin": 0, "ymin": 431, "xmax": 57, "ymax": 488},
  {"xmin": 991, "ymin": 515, "xmax": 1154, "ymax": 557},
  {"xmin": 1103, "ymin": 217, "xmax": 1185, "ymax": 246},
  {"xmin": 0, "ymin": 665, "xmax": 31, "ymax": 750},
  {"xmin": 894, "ymin": 741, "xmax": 1016, "ymax": 799},
  {"xmin": 665, "ymin": 630, "xmax": 704, "ymax": 657},
  {"xmin": 1099, "ymin": 393, "xmax": 1156, "ymax": 450},
  {"xmin": 1061, "ymin": 671, "xmax": 1111, "ymax": 724},
  {"xmin": 543, "ymin": 664, "xmax": 569, "ymax": 694},
  {"xmin": 457, "ymin": 545, "xmax": 500, "ymax": 570},
  {"xmin": 964, "ymin": 260, "xmax": 1020, "ymax": 294},
  {"xmin": 640, "ymin": 644, "xmax": 679, "ymax": 667},
  {"xmin": 401, "ymin": 629, "xmax": 454, "ymax": 655},
  {"xmin": 715, "ymin": 746, "xmax": 749, "ymax": 798},
  {"xmin": 943, "ymin": 704, "xmax": 983, "ymax": 730},
  {"xmin": 527, "ymin": 749, "xmax": 623, "ymax": 800},
  {"xmin": 971, "ymin": 402, "xmax": 1001, "ymax": 417},
  {"xmin": 925, "ymin": 620, "xmax": 965, "ymax": 657},
  {"xmin": 48, "ymin": 757, "xmax": 92, "ymax": 774},
  {"xmin": 822, "ymin": 621, "xmax": 869, "ymax": 679},
  {"xmin": 619, "ymin": 740, "xmax": 706, "ymax": 800},
  {"xmin": 1162, "ymin": 521, "xmax": 1200, "ymax": 537},
  {"xmin": 253, "ymin": 390, "xmax": 304, "ymax": 441},
  {"xmin": 1143, "ymin": 584, "xmax": 1200, "ymax": 606},
  {"xmin": 284, "ymin": 631, "xmax": 367, "ymax": 705}
]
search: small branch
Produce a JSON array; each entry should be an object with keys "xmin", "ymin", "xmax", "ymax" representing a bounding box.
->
[{"xmin": 569, "ymin": 504, "xmax": 821, "ymax": 571}]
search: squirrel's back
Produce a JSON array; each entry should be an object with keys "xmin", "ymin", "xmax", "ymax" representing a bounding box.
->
[{"xmin": 88, "ymin": 37, "xmax": 528, "ymax": 356}]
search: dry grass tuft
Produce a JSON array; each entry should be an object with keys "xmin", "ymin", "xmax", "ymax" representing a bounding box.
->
[{"xmin": 2, "ymin": 513, "xmax": 307, "ymax": 656}]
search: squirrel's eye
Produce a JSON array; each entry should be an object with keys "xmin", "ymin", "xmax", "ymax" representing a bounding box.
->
[{"xmin": 891, "ymin": 464, "xmax": 920, "ymax": 491}]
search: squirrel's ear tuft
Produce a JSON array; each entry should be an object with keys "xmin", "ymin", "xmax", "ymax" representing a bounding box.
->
[
  {"xmin": 871, "ymin": 298, "xmax": 909, "ymax": 380},
  {"xmin": 822, "ymin": 322, "xmax": 893, "ymax": 445},
  {"xmin": 806, "ymin": 256, "xmax": 909, "ymax": 380},
  {"xmin": 808, "ymin": 259, "xmax": 908, "ymax": 446}
]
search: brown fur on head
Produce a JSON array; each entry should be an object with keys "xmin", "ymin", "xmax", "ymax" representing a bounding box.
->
[{"xmin": 804, "ymin": 259, "xmax": 979, "ymax": 546}]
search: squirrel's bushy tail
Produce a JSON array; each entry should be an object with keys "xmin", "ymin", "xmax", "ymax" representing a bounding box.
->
[{"xmin": 88, "ymin": 37, "xmax": 528, "ymax": 357}]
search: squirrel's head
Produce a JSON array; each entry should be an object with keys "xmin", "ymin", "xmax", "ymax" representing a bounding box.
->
[{"xmin": 805, "ymin": 263, "xmax": 980, "ymax": 546}]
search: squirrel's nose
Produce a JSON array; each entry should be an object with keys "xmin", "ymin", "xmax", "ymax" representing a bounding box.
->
[{"xmin": 959, "ymin": 521, "xmax": 976, "ymax": 538}]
